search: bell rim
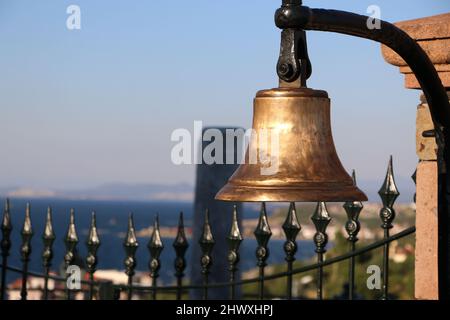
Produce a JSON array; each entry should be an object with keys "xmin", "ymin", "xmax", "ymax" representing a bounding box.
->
[
  {"xmin": 215, "ymin": 183, "xmax": 368, "ymax": 202},
  {"xmin": 223, "ymin": 178, "xmax": 356, "ymax": 188}
]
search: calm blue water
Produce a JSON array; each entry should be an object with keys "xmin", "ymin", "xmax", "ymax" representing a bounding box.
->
[{"xmin": 0, "ymin": 198, "xmax": 316, "ymax": 284}]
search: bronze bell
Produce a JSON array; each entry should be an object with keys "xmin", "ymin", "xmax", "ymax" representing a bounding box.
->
[{"xmin": 215, "ymin": 86, "xmax": 367, "ymax": 202}]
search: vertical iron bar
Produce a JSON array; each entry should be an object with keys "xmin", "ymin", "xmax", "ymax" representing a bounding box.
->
[
  {"xmin": 282, "ymin": 202, "xmax": 301, "ymax": 300},
  {"xmin": 42, "ymin": 206, "xmax": 55, "ymax": 300},
  {"xmin": 203, "ymin": 273, "xmax": 209, "ymax": 300},
  {"xmin": 148, "ymin": 214, "xmax": 163, "ymax": 300},
  {"xmin": 173, "ymin": 212, "xmax": 188, "ymax": 300},
  {"xmin": 378, "ymin": 156, "xmax": 399, "ymax": 300},
  {"xmin": 64, "ymin": 208, "xmax": 79, "ymax": 300},
  {"xmin": 20, "ymin": 203, "xmax": 33, "ymax": 300},
  {"xmin": 127, "ymin": 276, "xmax": 132, "ymax": 300},
  {"xmin": 1, "ymin": 199, "xmax": 12, "ymax": 300},
  {"xmin": 317, "ymin": 251, "xmax": 324, "ymax": 299},
  {"xmin": 227, "ymin": 205, "xmax": 243, "ymax": 300},
  {"xmin": 343, "ymin": 170, "xmax": 363, "ymax": 300},
  {"xmin": 86, "ymin": 211, "xmax": 100, "ymax": 300},
  {"xmin": 254, "ymin": 203, "xmax": 272, "ymax": 300},
  {"xmin": 311, "ymin": 202, "xmax": 331, "ymax": 300},
  {"xmin": 123, "ymin": 213, "xmax": 138, "ymax": 300},
  {"xmin": 382, "ymin": 229, "xmax": 389, "ymax": 299},
  {"xmin": 199, "ymin": 209, "xmax": 215, "ymax": 300},
  {"xmin": 348, "ymin": 242, "xmax": 355, "ymax": 299}
]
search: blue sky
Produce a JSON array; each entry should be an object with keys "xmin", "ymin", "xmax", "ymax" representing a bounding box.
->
[{"xmin": 0, "ymin": 0, "xmax": 449, "ymax": 190}]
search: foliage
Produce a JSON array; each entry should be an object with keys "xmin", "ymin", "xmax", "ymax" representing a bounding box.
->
[{"xmin": 242, "ymin": 230, "xmax": 415, "ymax": 300}]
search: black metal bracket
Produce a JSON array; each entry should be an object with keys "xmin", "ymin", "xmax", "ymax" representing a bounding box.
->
[
  {"xmin": 274, "ymin": 2, "xmax": 450, "ymax": 299},
  {"xmin": 274, "ymin": 5, "xmax": 450, "ymax": 140},
  {"xmin": 277, "ymin": 29, "xmax": 311, "ymax": 85},
  {"xmin": 276, "ymin": 0, "xmax": 311, "ymax": 85}
]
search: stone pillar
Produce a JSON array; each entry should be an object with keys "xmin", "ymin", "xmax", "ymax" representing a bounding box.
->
[
  {"xmin": 382, "ymin": 13, "xmax": 450, "ymax": 300},
  {"xmin": 190, "ymin": 127, "xmax": 242, "ymax": 299}
]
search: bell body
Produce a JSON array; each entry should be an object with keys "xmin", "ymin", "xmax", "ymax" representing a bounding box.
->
[{"xmin": 215, "ymin": 87, "xmax": 367, "ymax": 202}]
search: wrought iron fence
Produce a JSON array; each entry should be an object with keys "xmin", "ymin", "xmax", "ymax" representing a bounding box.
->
[{"xmin": 0, "ymin": 157, "xmax": 416, "ymax": 300}]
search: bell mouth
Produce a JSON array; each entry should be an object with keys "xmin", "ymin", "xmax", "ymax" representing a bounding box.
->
[{"xmin": 215, "ymin": 181, "xmax": 368, "ymax": 202}]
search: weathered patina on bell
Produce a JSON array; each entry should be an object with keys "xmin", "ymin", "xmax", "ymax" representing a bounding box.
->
[{"xmin": 215, "ymin": 86, "xmax": 367, "ymax": 202}]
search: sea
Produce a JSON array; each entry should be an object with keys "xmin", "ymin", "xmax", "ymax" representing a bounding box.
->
[{"xmin": 0, "ymin": 198, "xmax": 316, "ymax": 285}]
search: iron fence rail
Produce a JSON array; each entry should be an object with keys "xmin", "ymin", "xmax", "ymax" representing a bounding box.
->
[
  {"xmin": 0, "ymin": 226, "xmax": 415, "ymax": 299},
  {"xmin": 0, "ymin": 157, "xmax": 415, "ymax": 300}
]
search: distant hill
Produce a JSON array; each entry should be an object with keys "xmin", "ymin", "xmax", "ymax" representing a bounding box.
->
[
  {"xmin": 0, "ymin": 176, "xmax": 415, "ymax": 203},
  {"xmin": 0, "ymin": 183, "xmax": 194, "ymax": 202}
]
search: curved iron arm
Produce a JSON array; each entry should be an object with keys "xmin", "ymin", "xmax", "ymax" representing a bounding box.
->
[
  {"xmin": 276, "ymin": 4, "xmax": 450, "ymax": 299},
  {"xmin": 275, "ymin": 5, "xmax": 450, "ymax": 151}
]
